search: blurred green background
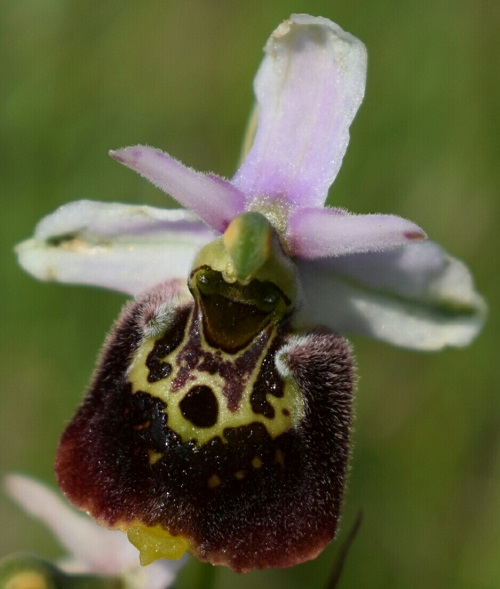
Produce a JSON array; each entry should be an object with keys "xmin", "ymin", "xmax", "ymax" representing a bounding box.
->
[{"xmin": 1, "ymin": 1, "xmax": 498, "ymax": 588}]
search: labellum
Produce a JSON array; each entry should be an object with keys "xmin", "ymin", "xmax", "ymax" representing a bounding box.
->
[{"xmin": 55, "ymin": 211, "xmax": 355, "ymax": 573}]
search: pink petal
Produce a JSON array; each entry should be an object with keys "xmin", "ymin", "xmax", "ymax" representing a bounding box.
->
[
  {"xmin": 110, "ymin": 146, "xmax": 246, "ymax": 232},
  {"xmin": 288, "ymin": 207, "xmax": 426, "ymax": 259},
  {"xmin": 233, "ymin": 14, "xmax": 367, "ymax": 207}
]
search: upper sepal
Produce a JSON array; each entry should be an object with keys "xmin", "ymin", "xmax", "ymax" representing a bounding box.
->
[{"xmin": 233, "ymin": 14, "xmax": 367, "ymax": 207}]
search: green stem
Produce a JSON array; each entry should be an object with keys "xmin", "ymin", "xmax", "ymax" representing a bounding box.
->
[{"xmin": 323, "ymin": 511, "xmax": 363, "ymax": 589}]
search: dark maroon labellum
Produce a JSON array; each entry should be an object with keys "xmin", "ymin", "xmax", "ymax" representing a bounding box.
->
[{"xmin": 56, "ymin": 278, "xmax": 354, "ymax": 573}]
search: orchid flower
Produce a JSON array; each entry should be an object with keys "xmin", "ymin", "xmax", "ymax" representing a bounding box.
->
[
  {"xmin": 17, "ymin": 16, "xmax": 484, "ymax": 351},
  {"xmin": 15, "ymin": 14, "xmax": 485, "ymax": 575},
  {"xmin": 3, "ymin": 474, "xmax": 185, "ymax": 588}
]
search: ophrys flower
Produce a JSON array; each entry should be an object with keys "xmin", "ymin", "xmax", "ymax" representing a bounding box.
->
[{"xmin": 16, "ymin": 14, "xmax": 485, "ymax": 574}]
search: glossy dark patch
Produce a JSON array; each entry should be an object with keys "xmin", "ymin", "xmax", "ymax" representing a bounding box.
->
[
  {"xmin": 192, "ymin": 267, "xmax": 291, "ymax": 354},
  {"xmin": 180, "ymin": 385, "xmax": 218, "ymax": 428},
  {"xmin": 200, "ymin": 293, "xmax": 270, "ymax": 352}
]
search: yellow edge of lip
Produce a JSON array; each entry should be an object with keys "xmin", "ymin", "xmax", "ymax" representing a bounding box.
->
[{"xmin": 125, "ymin": 523, "xmax": 190, "ymax": 565}]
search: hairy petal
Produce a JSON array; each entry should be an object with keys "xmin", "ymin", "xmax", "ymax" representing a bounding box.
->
[
  {"xmin": 233, "ymin": 14, "xmax": 367, "ymax": 207},
  {"xmin": 16, "ymin": 200, "xmax": 213, "ymax": 295},
  {"xmin": 288, "ymin": 207, "xmax": 426, "ymax": 258},
  {"xmin": 297, "ymin": 241, "xmax": 487, "ymax": 350},
  {"xmin": 110, "ymin": 146, "xmax": 246, "ymax": 232},
  {"xmin": 4, "ymin": 474, "xmax": 185, "ymax": 588}
]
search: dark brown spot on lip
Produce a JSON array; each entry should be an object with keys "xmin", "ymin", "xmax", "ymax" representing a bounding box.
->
[
  {"xmin": 180, "ymin": 385, "xmax": 219, "ymax": 428},
  {"xmin": 250, "ymin": 332, "xmax": 285, "ymax": 418},
  {"xmin": 147, "ymin": 360, "xmax": 172, "ymax": 383},
  {"xmin": 146, "ymin": 307, "xmax": 190, "ymax": 383}
]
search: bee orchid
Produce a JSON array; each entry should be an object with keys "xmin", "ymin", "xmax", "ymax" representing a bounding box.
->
[{"xmin": 16, "ymin": 14, "xmax": 485, "ymax": 574}]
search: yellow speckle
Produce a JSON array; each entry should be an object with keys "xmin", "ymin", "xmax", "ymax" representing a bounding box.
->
[
  {"xmin": 208, "ymin": 474, "xmax": 221, "ymax": 488},
  {"xmin": 235, "ymin": 470, "xmax": 247, "ymax": 480},
  {"xmin": 252, "ymin": 456, "xmax": 263, "ymax": 469},
  {"xmin": 127, "ymin": 524, "xmax": 189, "ymax": 565},
  {"xmin": 133, "ymin": 420, "xmax": 150, "ymax": 431},
  {"xmin": 5, "ymin": 572, "xmax": 47, "ymax": 589},
  {"xmin": 275, "ymin": 449, "xmax": 285, "ymax": 466},
  {"xmin": 147, "ymin": 449, "xmax": 163, "ymax": 465}
]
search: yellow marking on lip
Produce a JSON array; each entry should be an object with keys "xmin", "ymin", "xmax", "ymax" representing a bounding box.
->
[
  {"xmin": 275, "ymin": 449, "xmax": 285, "ymax": 466},
  {"xmin": 252, "ymin": 456, "xmax": 263, "ymax": 469},
  {"xmin": 127, "ymin": 309, "xmax": 305, "ymax": 447},
  {"xmin": 147, "ymin": 449, "xmax": 163, "ymax": 465},
  {"xmin": 133, "ymin": 420, "xmax": 151, "ymax": 431},
  {"xmin": 127, "ymin": 523, "xmax": 190, "ymax": 565},
  {"xmin": 208, "ymin": 474, "xmax": 221, "ymax": 488}
]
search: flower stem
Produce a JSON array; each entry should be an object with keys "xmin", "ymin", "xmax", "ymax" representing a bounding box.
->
[{"xmin": 323, "ymin": 511, "xmax": 363, "ymax": 589}]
